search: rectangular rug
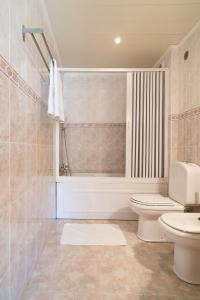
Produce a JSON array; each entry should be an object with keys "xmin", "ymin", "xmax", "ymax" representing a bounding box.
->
[{"xmin": 60, "ymin": 223, "xmax": 128, "ymax": 245}]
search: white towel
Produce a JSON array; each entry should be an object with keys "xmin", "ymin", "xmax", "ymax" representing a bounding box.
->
[{"xmin": 48, "ymin": 59, "xmax": 64, "ymax": 122}]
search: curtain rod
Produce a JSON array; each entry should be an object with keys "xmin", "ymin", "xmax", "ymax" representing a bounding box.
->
[{"xmin": 22, "ymin": 25, "xmax": 53, "ymax": 73}]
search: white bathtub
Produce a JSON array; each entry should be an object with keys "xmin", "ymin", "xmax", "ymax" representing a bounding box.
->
[
  {"xmin": 56, "ymin": 176, "xmax": 168, "ymax": 220},
  {"xmin": 62, "ymin": 172, "xmax": 125, "ymax": 177}
]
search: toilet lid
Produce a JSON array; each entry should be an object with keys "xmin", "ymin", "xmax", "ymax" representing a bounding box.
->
[
  {"xmin": 130, "ymin": 194, "xmax": 178, "ymax": 206},
  {"xmin": 160, "ymin": 213, "xmax": 200, "ymax": 234}
]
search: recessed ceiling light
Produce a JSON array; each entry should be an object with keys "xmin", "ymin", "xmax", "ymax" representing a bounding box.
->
[{"xmin": 114, "ymin": 37, "xmax": 121, "ymax": 44}]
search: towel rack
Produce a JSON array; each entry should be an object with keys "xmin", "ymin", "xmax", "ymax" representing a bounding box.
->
[{"xmin": 22, "ymin": 25, "xmax": 53, "ymax": 73}]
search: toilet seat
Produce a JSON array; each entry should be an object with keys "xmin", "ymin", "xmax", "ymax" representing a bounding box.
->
[
  {"xmin": 160, "ymin": 213, "xmax": 200, "ymax": 234},
  {"xmin": 129, "ymin": 194, "xmax": 183, "ymax": 211},
  {"xmin": 128, "ymin": 194, "xmax": 183, "ymax": 242}
]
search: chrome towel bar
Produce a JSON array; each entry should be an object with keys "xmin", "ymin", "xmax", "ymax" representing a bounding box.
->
[{"xmin": 22, "ymin": 25, "xmax": 53, "ymax": 73}]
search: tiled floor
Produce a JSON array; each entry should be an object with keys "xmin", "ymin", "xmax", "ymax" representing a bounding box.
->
[{"xmin": 22, "ymin": 220, "xmax": 200, "ymax": 300}]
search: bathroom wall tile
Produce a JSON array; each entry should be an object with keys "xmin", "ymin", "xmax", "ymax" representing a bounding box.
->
[
  {"xmin": 10, "ymin": 85, "xmax": 28, "ymax": 143},
  {"xmin": 0, "ymin": 72, "xmax": 10, "ymax": 142},
  {"xmin": 10, "ymin": 0, "xmax": 28, "ymax": 81},
  {"xmin": 170, "ymin": 147, "xmax": 178, "ymax": 164},
  {"xmin": 156, "ymin": 23, "xmax": 200, "ymax": 168},
  {"xmin": 38, "ymin": 103, "xmax": 52, "ymax": 145},
  {"xmin": 3, "ymin": 55, "xmax": 55, "ymax": 300},
  {"xmin": 197, "ymin": 144, "xmax": 200, "ymax": 165},
  {"xmin": 191, "ymin": 116, "xmax": 199, "ymax": 147},
  {"xmin": 37, "ymin": 145, "xmax": 48, "ymax": 176},
  {"xmin": 10, "ymin": 143, "xmax": 28, "ymax": 202},
  {"xmin": 177, "ymin": 118, "xmax": 184, "ymax": 149},
  {"xmin": 0, "ymin": 205, "xmax": 10, "ymax": 282},
  {"xmin": 9, "ymin": 0, "xmax": 59, "ymax": 99},
  {"xmin": 100, "ymin": 126, "xmax": 126, "ymax": 173},
  {"xmin": 171, "ymin": 119, "xmax": 178, "ymax": 148},
  {"xmin": 0, "ymin": 271, "xmax": 10, "ymax": 300},
  {"xmin": 27, "ymin": 144, "xmax": 37, "ymax": 176},
  {"xmin": 0, "ymin": 142, "xmax": 10, "ymax": 210},
  {"xmin": 10, "ymin": 247, "xmax": 28, "ymax": 300},
  {"xmin": 27, "ymin": 97, "xmax": 38, "ymax": 144},
  {"xmin": 0, "ymin": 0, "xmax": 10, "ymax": 62},
  {"xmin": 197, "ymin": 116, "xmax": 200, "ymax": 145},
  {"xmin": 25, "ymin": 237, "xmax": 40, "ymax": 286},
  {"xmin": 63, "ymin": 73, "xmax": 127, "ymax": 124},
  {"xmin": 63, "ymin": 125, "xmax": 126, "ymax": 174},
  {"xmin": 49, "ymin": 145, "xmax": 53, "ymax": 175},
  {"xmin": 175, "ymin": 108, "xmax": 200, "ymax": 165},
  {"xmin": 190, "ymin": 145, "xmax": 198, "ymax": 165},
  {"xmin": 10, "ymin": 197, "xmax": 27, "ymax": 260},
  {"xmin": 0, "ymin": 0, "xmax": 58, "ymax": 298},
  {"xmin": 26, "ymin": 179, "xmax": 37, "ymax": 223},
  {"xmin": 61, "ymin": 73, "xmax": 126, "ymax": 175}
]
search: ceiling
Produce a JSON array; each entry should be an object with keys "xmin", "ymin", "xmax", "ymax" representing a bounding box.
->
[{"xmin": 44, "ymin": 0, "xmax": 200, "ymax": 67}]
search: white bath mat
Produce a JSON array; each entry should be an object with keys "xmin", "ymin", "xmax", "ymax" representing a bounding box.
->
[{"xmin": 60, "ymin": 223, "xmax": 128, "ymax": 245}]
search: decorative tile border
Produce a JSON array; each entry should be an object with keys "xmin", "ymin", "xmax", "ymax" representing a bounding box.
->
[
  {"xmin": 170, "ymin": 106, "xmax": 200, "ymax": 121},
  {"xmin": 0, "ymin": 54, "xmax": 41, "ymax": 102},
  {"xmin": 68, "ymin": 170, "xmax": 124, "ymax": 175},
  {"xmin": 65, "ymin": 123, "xmax": 126, "ymax": 128}
]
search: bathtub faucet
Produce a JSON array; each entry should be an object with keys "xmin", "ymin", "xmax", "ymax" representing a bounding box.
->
[{"xmin": 60, "ymin": 163, "xmax": 71, "ymax": 176}]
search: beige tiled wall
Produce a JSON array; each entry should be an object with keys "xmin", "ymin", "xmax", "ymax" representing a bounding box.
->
[
  {"xmin": 61, "ymin": 124, "xmax": 126, "ymax": 174},
  {"xmin": 63, "ymin": 73, "xmax": 127, "ymax": 123},
  {"xmin": 155, "ymin": 22, "xmax": 200, "ymax": 168},
  {"xmin": 61, "ymin": 73, "xmax": 127, "ymax": 175},
  {"xmin": 0, "ymin": 0, "xmax": 59, "ymax": 299}
]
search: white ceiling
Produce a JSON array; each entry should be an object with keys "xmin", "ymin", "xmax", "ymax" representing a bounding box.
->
[{"xmin": 44, "ymin": 0, "xmax": 200, "ymax": 67}]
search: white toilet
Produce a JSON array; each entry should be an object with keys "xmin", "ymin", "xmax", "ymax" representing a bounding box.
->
[
  {"xmin": 159, "ymin": 213, "xmax": 200, "ymax": 284},
  {"xmin": 128, "ymin": 162, "xmax": 200, "ymax": 242}
]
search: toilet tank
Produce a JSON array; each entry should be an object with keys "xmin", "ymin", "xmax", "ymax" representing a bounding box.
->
[{"xmin": 169, "ymin": 162, "xmax": 200, "ymax": 205}]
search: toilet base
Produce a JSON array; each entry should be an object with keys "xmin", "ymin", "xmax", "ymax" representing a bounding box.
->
[
  {"xmin": 138, "ymin": 215, "xmax": 170, "ymax": 242},
  {"xmin": 174, "ymin": 244, "xmax": 200, "ymax": 284}
]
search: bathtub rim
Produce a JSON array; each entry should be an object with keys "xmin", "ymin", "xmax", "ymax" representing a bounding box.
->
[{"xmin": 57, "ymin": 175, "xmax": 168, "ymax": 184}]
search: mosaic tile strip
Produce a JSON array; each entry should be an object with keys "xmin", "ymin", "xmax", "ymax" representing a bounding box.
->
[
  {"xmin": 0, "ymin": 54, "xmax": 41, "ymax": 102},
  {"xmin": 170, "ymin": 106, "xmax": 200, "ymax": 121},
  {"xmin": 65, "ymin": 123, "xmax": 126, "ymax": 128}
]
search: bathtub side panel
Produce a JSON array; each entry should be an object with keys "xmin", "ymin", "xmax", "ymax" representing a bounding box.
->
[{"xmin": 57, "ymin": 180, "xmax": 167, "ymax": 219}]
